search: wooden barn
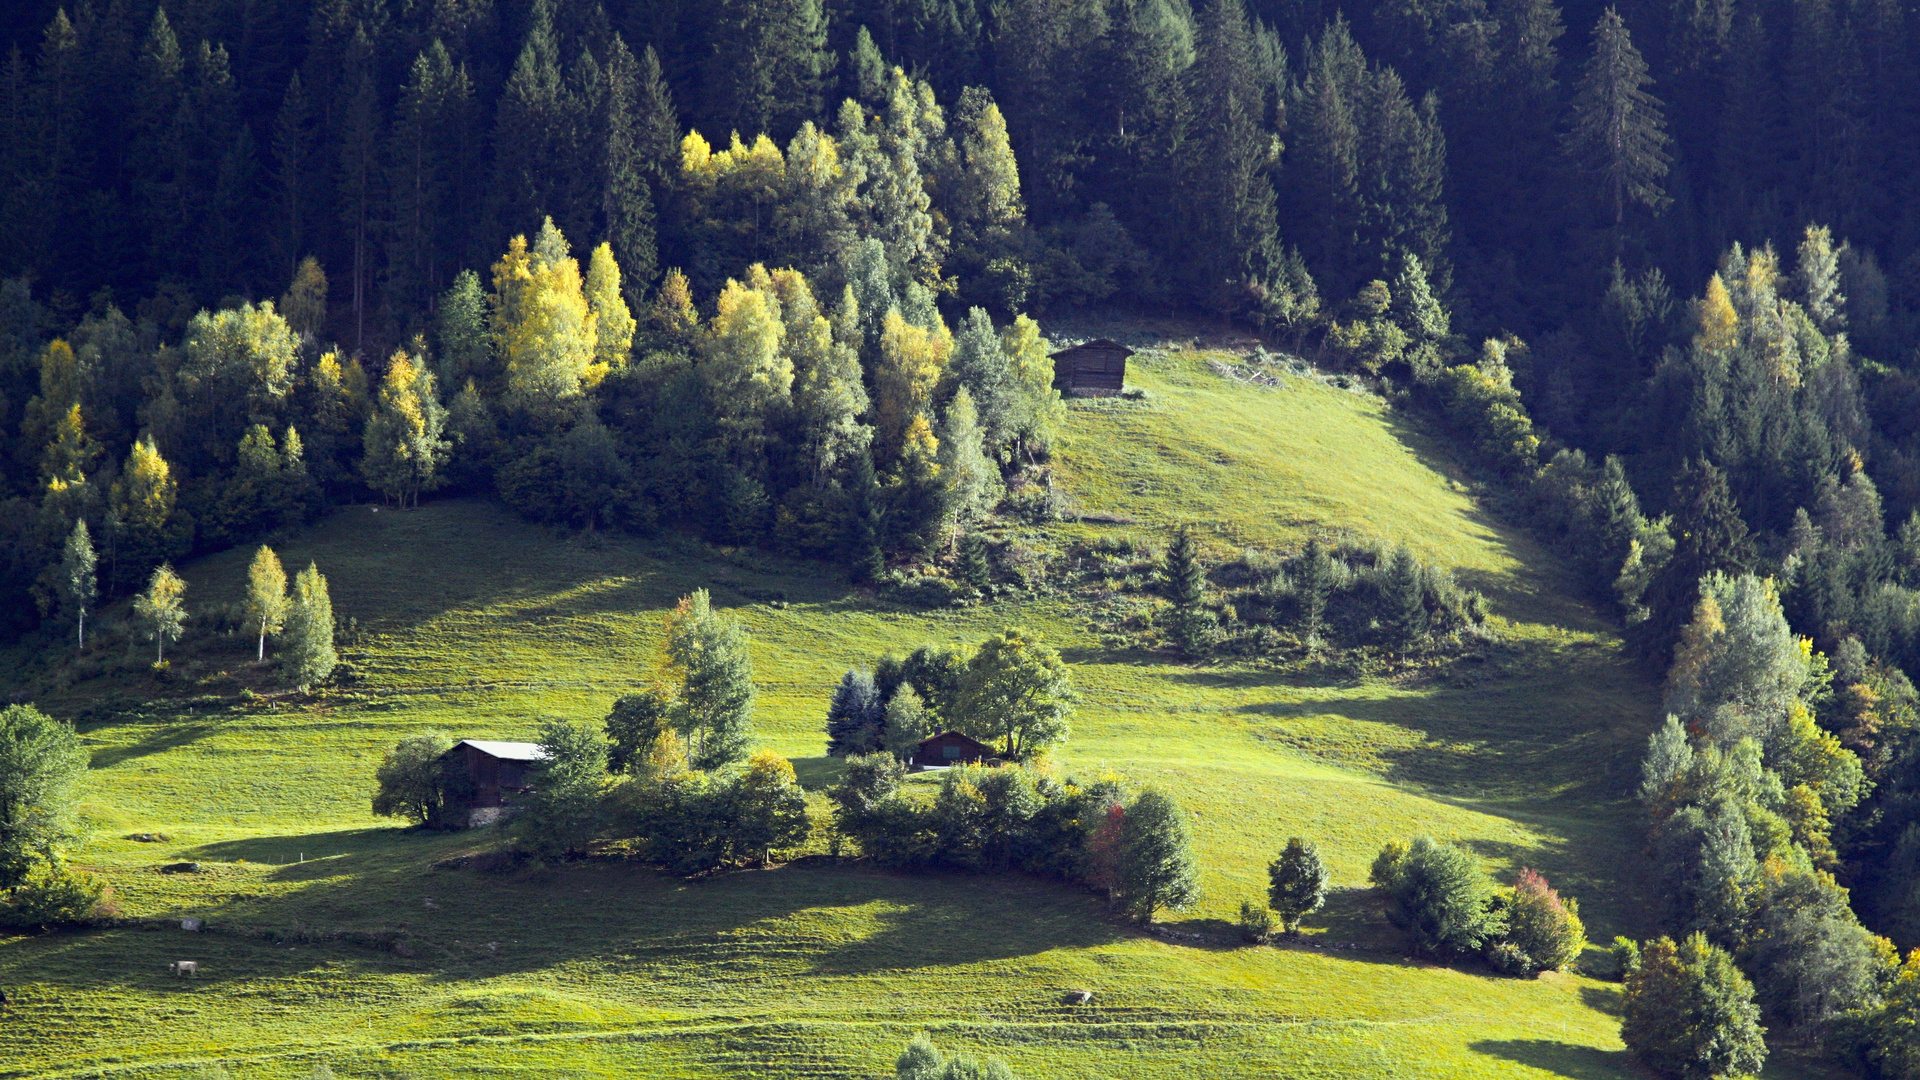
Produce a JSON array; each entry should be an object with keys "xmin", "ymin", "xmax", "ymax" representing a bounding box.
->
[
  {"xmin": 1049, "ymin": 339, "xmax": 1133, "ymax": 397},
  {"xmin": 910, "ymin": 731, "xmax": 997, "ymax": 769},
  {"xmin": 440, "ymin": 739, "xmax": 547, "ymax": 827}
]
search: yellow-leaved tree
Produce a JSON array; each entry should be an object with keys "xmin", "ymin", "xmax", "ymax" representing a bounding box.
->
[
  {"xmin": 875, "ymin": 307, "xmax": 951, "ymax": 468},
  {"xmin": 492, "ymin": 218, "xmax": 599, "ymax": 408},
  {"xmin": 108, "ymin": 434, "xmax": 184, "ymax": 588},
  {"xmin": 584, "ymin": 242, "xmax": 636, "ymax": 373},
  {"xmin": 361, "ymin": 351, "xmax": 450, "ymax": 508},
  {"xmin": 699, "ymin": 270, "xmax": 793, "ymax": 443}
]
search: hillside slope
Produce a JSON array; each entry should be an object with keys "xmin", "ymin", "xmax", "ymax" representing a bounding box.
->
[{"xmin": 1, "ymin": 348, "xmax": 1798, "ymax": 1079}]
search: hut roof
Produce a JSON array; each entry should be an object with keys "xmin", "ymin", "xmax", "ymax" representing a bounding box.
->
[
  {"xmin": 453, "ymin": 739, "xmax": 548, "ymax": 762},
  {"xmin": 1048, "ymin": 338, "xmax": 1135, "ymax": 361},
  {"xmin": 914, "ymin": 730, "xmax": 994, "ymax": 752}
]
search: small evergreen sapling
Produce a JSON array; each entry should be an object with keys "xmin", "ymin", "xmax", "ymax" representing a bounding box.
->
[
  {"xmin": 824, "ymin": 668, "xmax": 883, "ymax": 756},
  {"xmin": 1268, "ymin": 837, "xmax": 1330, "ymax": 934}
]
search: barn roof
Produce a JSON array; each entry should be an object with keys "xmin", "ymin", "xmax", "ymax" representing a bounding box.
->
[
  {"xmin": 1048, "ymin": 338, "xmax": 1135, "ymax": 360},
  {"xmin": 914, "ymin": 730, "xmax": 993, "ymax": 750},
  {"xmin": 454, "ymin": 739, "xmax": 549, "ymax": 762}
]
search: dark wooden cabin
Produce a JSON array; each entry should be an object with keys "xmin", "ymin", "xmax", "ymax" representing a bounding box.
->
[
  {"xmin": 1049, "ymin": 339, "xmax": 1133, "ymax": 397},
  {"xmin": 441, "ymin": 739, "xmax": 547, "ymax": 827},
  {"xmin": 910, "ymin": 730, "xmax": 996, "ymax": 769}
]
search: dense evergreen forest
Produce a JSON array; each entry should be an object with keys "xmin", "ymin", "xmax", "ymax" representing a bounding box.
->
[{"xmin": 5, "ymin": 0, "xmax": 1920, "ymax": 1071}]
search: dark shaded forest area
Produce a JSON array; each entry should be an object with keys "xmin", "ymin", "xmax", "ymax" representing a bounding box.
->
[{"xmin": 4, "ymin": 0, "xmax": 1920, "ymax": 1071}]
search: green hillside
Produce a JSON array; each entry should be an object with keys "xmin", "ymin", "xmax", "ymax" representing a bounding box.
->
[{"xmin": 0, "ymin": 348, "xmax": 1811, "ymax": 1079}]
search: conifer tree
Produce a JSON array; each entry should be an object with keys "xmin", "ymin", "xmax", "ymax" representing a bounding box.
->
[
  {"xmin": 336, "ymin": 69, "xmax": 381, "ymax": 351},
  {"xmin": 600, "ymin": 36, "xmax": 658, "ymax": 306},
  {"xmin": 1117, "ymin": 787, "xmax": 1201, "ymax": 922},
  {"xmin": 386, "ymin": 43, "xmax": 470, "ymax": 316},
  {"xmin": 285, "ymin": 561, "xmax": 336, "ymax": 691},
  {"xmin": 634, "ymin": 46, "xmax": 681, "ymax": 199},
  {"xmin": 133, "ymin": 563, "xmax": 187, "ymax": 663},
  {"xmin": 949, "ymin": 307, "xmax": 1015, "ymax": 456},
  {"xmin": 1563, "ymin": 8, "xmax": 1671, "ymax": 225},
  {"xmin": 1268, "ymin": 837, "xmax": 1330, "ymax": 934},
  {"xmin": 825, "ymin": 668, "xmax": 883, "ymax": 755},
  {"xmin": 245, "ymin": 545, "xmax": 288, "ymax": 663},
  {"xmin": 58, "ymin": 519, "xmax": 94, "ymax": 651},
  {"xmin": 710, "ymin": 0, "xmax": 831, "ymax": 140},
  {"xmin": 269, "ymin": 71, "xmax": 315, "ymax": 281},
  {"xmin": 492, "ymin": 0, "xmax": 569, "ymax": 234},
  {"xmin": 436, "ymin": 270, "xmax": 491, "ymax": 388},
  {"xmin": 1184, "ymin": 0, "xmax": 1283, "ymax": 314}
]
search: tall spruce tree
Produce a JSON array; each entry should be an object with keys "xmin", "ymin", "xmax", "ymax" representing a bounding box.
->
[
  {"xmin": 600, "ymin": 36, "xmax": 658, "ymax": 307},
  {"xmin": 1563, "ymin": 8, "xmax": 1671, "ymax": 226},
  {"xmin": 1183, "ymin": 0, "xmax": 1283, "ymax": 316}
]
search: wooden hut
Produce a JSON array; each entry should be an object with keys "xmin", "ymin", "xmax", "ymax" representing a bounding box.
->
[
  {"xmin": 1049, "ymin": 339, "xmax": 1133, "ymax": 397},
  {"xmin": 440, "ymin": 739, "xmax": 546, "ymax": 827},
  {"xmin": 910, "ymin": 731, "xmax": 996, "ymax": 769}
]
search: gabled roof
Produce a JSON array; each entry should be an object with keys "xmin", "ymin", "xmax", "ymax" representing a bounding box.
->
[
  {"xmin": 914, "ymin": 730, "xmax": 994, "ymax": 750},
  {"xmin": 453, "ymin": 739, "xmax": 549, "ymax": 762},
  {"xmin": 1049, "ymin": 338, "xmax": 1135, "ymax": 360}
]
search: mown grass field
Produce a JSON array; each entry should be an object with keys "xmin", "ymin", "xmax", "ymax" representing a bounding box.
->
[{"xmin": 0, "ymin": 347, "xmax": 1828, "ymax": 1078}]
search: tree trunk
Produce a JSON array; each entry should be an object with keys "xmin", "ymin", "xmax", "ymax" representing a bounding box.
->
[
  {"xmin": 77, "ymin": 612, "xmax": 84, "ymax": 652},
  {"xmin": 258, "ymin": 628, "xmax": 266, "ymax": 662}
]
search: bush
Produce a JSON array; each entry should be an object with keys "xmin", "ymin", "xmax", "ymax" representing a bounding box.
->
[
  {"xmin": 0, "ymin": 864, "xmax": 114, "ymax": 931},
  {"xmin": 1371, "ymin": 836, "xmax": 1504, "ymax": 955},
  {"xmin": 1238, "ymin": 899, "xmax": 1278, "ymax": 944},
  {"xmin": 370, "ymin": 731, "xmax": 456, "ymax": 826},
  {"xmin": 1612, "ymin": 936, "xmax": 1644, "ymax": 980},
  {"xmin": 1488, "ymin": 868, "xmax": 1586, "ymax": 975},
  {"xmin": 1620, "ymin": 933, "xmax": 1767, "ymax": 1080}
]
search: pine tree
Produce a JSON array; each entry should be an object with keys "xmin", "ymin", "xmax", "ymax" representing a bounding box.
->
[
  {"xmin": 709, "ymin": 0, "xmax": 830, "ymax": 140},
  {"xmin": 600, "ymin": 36, "xmax": 658, "ymax": 307},
  {"xmin": 245, "ymin": 545, "xmax": 288, "ymax": 663},
  {"xmin": 436, "ymin": 269, "xmax": 491, "ymax": 388},
  {"xmin": 1117, "ymin": 787, "xmax": 1201, "ymax": 922},
  {"xmin": 386, "ymin": 43, "xmax": 469, "ymax": 317},
  {"xmin": 1290, "ymin": 18, "xmax": 1364, "ymax": 288},
  {"xmin": 285, "ymin": 561, "xmax": 337, "ymax": 691},
  {"xmin": 58, "ymin": 519, "xmax": 95, "ymax": 651},
  {"xmin": 825, "ymin": 668, "xmax": 883, "ymax": 755},
  {"xmin": 133, "ymin": 563, "xmax": 187, "ymax": 664},
  {"xmin": 1563, "ymin": 8, "xmax": 1671, "ymax": 226},
  {"xmin": 949, "ymin": 307, "xmax": 1015, "ymax": 456},
  {"xmin": 1184, "ymin": 0, "xmax": 1284, "ymax": 315},
  {"xmin": 1639, "ymin": 459, "xmax": 1753, "ymax": 663},
  {"xmin": 492, "ymin": 0, "xmax": 569, "ymax": 234},
  {"xmin": 336, "ymin": 68, "xmax": 382, "ymax": 352},
  {"xmin": 1268, "ymin": 837, "xmax": 1330, "ymax": 934},
  {"xmin": 269, "ymin": 71, "xmax": 315, "ymax": 282}
]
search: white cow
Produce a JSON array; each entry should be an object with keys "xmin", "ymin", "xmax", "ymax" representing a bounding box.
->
[{"xmin": 170, "ymin": 961, "xmax": 198, "ymax": 977}]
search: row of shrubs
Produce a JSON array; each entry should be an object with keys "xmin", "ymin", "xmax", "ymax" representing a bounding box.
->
[{"xmin": 1067, "ymin": 530, "xmax": 1493, "ymax": 662}]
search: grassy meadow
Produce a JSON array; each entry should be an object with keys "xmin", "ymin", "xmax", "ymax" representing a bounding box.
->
[{"xmin": 0, "ymin": 348, "xmax": 1828, "ymax": 1079}]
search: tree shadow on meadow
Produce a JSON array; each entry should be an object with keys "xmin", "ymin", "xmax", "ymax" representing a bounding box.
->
[
  {"xmin": 86, "ymin": 717, "xmax": 229, "ymax": 769},
  {"xmin": 1468, "ymin": 1039, "xmax": 1634, "ymax": 1080}
]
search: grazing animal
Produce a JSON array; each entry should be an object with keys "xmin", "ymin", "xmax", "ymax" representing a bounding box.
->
[
  {"xmin": 170, "ymin": 961, "xmax": 198, "ymax": 977},
  {"xmin": 1062, "ymin": 989, "xmax": 1093, "ymax": 1005}
]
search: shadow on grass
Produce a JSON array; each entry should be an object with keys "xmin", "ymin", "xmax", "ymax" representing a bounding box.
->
[
  {"xmin": 88, "ymin": 720, "xmax": 227, "ymax": 769},
  {"xmin": 1469, "ymin": 1039, "xmax": 1631, "ymax": 1080},
  {"xmin": 186, "ymin": 827, "xmax": 418, "ymax": 875}
]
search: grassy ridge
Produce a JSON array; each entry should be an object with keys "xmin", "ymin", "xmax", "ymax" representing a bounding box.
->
[{"xmin": 4, "ymin": 348, "xmax": 1809, "ymax": 1078}]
